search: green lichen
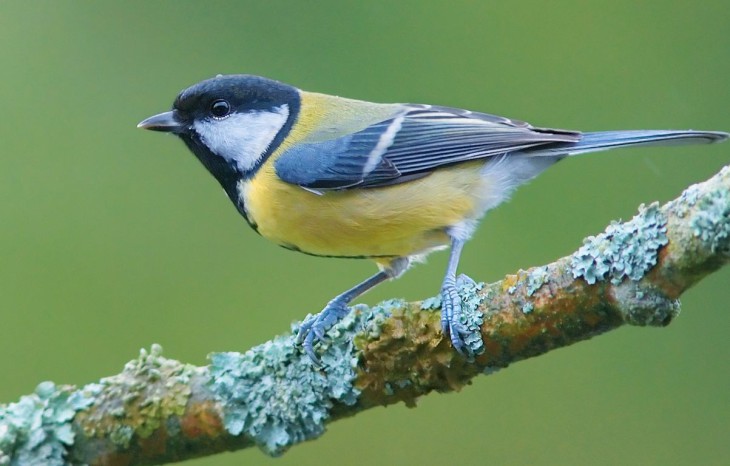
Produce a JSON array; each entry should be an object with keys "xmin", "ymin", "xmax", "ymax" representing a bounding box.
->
[
  {"xmin": 521, "ymin": 302, "xmax": 534, "ymax": 314},
  {"xmin": 455, "ymin": 275, "xmax": 486, "ymax": 361},
  {"xmin": 670, "ymin": 183, "xmax": 702, "ymax": 218},
  {"xmin": 526, "ymin": 266, "xmax": 549, "ymax": 296},
  {"xmin": 79, "ymin": 344, "xmax": 195, "ymax": 447},
  {"xmin": 0, "ymin": 382, "xmax": 93, "ymax": 466},
  {"xmin": 420, "ymin": 296, "xmax": 441, "ymax": 311},
  {"xmin": 570, "ymin": 202, "xmax": 669, "ymax": 285},
  {"xmin": 208, "ymin": 308, "xmax": 367, "ymax": 456},
  {"xmin": 688, "ymin": 188, "xmax": 730, "ymax": 254},
  {"xmin": 108, "ymin": 425, "xmax": 135, "ymax": 449},
  {"xmin": 361, "ymin": 299, "xmax": 405, "ymax": 339},
  {"xmin": 613, "ymin": 283, "xmax": 681, "ymax": 326}
]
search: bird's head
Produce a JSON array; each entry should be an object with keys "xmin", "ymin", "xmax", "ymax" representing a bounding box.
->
[{"xmin": 138, "ymin": 74, "xmax": 300, "ymax": 183}]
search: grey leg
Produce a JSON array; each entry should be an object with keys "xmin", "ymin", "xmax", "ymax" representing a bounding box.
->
[
  {"xmin": 440, "ymin": 237, "xmax": 470, "ymax": 353},
  {"xmin": 297, "ymin": 258, "xmax": 409, "ymax": 363}
]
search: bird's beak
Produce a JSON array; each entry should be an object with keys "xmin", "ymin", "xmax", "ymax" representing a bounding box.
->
[{"xmin": 137, "ymin": 111, "xmax": 183, "ymax": 133}]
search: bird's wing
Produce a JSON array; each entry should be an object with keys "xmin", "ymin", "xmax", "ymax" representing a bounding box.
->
[{"xmin": 274, "ymin": 105, "xmax": 580, "ymax": 190}]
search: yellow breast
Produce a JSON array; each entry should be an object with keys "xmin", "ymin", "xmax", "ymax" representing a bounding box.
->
[{"xmin": 241, "ymin": 161, "xmax": 485, "ymax": 258}]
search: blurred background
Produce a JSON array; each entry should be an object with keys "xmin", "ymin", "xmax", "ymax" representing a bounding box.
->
[{"xmin": 1, "ymin": 1, "xmax": 728, "ymax": 465}]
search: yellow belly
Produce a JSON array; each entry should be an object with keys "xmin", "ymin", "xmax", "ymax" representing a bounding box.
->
[{"xmin": 241, "ymin": 161, "xmax": 486, "ymax": 259}]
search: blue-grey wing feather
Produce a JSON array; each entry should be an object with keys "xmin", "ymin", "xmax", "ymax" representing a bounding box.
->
[
  {"xmin": 274, "ymin": 105, "xmax": 580, "ymax": 190},
  {"xmin": 274, "ymin": 130, "xmax": 400, "ymax": 189}
]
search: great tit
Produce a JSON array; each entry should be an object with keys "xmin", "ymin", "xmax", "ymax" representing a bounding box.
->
[{"xmin": 138, "ymin": 74, "xmax": 727, "ymax": 361}]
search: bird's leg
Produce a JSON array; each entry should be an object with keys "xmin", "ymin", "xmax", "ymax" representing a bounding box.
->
[
  {"xmin": 297, "ymin": 258, "xmax": 409, "ymax": 363},
  {"xmin": 440, "ymin": 237, "xmax": 471, "ymax": 354}
]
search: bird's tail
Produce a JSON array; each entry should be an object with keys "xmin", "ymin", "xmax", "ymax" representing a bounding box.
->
[{"xmin": 530, "ymin": 130, "xmax": 728, "ymax": 157}]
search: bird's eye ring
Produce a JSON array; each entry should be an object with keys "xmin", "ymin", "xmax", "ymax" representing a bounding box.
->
[{"xmin": 210, "ymin": 99, "xmax": 231, "ymax": 119}]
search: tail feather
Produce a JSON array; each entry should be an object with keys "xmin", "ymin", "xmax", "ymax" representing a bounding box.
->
[{"xmin": 528, "ymin": 130, "xmax": 728, "ymax": 157}]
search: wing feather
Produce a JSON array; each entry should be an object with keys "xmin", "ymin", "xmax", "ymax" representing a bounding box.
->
[{"xmin": 274, "ymin": 104, "xmax": 579, "ymax": 190}]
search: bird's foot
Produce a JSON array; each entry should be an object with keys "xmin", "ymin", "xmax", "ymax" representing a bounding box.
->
[
  {"xmin": 440, "ymin": 273, "xmax": 477, "ymax": 354},
  {"xmin": 456, "ymin": 273, "xmax": 477, "ymax": 289},
  {"xmin": 296, "ymin": 299, "xmax": 351, "ymax": 364},
  {"xmin": 440, "ymin": 282, "xmax": 467, "ymax": 354}
]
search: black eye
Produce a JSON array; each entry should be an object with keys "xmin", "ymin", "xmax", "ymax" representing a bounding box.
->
[{"xmin": 210, "ymin": 99, "xmax": 230, "ymax": 118}]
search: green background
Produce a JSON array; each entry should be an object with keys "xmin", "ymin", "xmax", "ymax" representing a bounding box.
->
[{"xmin": 1, "ymin": 2, "xmax": 728, "ymax": 465}]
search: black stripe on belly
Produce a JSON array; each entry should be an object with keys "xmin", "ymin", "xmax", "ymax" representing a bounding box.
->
[{"xmin": 278, "ymin": 242, "xmax": 398, "ymax": 260}]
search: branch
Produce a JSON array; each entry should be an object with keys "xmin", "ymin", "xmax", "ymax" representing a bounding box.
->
[{"xmin": 1, "ymin": 165, "xmax": 728, "ymax": 466}]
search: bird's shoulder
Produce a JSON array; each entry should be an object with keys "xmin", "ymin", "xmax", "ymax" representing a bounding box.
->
[{"xmin": 285, "ymin": 91, "xmax": 405, "ymax": 147}]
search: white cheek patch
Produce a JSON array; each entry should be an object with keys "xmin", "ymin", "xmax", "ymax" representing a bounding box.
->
[{"xmin": 193, "ymin": 105, "xmax": 289, "ymax": 172}]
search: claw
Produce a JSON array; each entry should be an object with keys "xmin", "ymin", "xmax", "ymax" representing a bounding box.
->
[
  {"xmin": 302, "ymin": 331, "xmax": 320, "ymax": 364},
  {"xmin": 440, "ymin": 278, "xmax": 471, "ymax": 354},
  {"xmin": 296, "ymin": 299, "xmax": 351, "ymax": 364}
]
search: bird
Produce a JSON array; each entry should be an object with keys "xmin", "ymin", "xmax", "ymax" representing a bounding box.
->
[{"xmin": 137, "ymin": 74, "xmax": 728, "ymax": 362}]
